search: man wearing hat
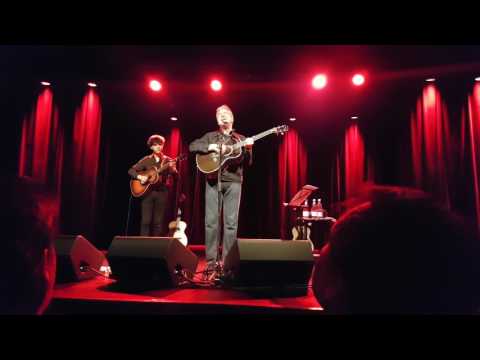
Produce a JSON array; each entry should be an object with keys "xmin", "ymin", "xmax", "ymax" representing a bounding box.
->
[{"xmin": 128, "ymin": 134, "xmax": 178, "ymax": 236}]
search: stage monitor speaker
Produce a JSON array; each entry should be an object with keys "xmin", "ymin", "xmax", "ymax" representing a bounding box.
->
[
  {"xmin": 107, "ymin": 236, "xmax": 198, "ymax": 288},
  {"xmin": 55, "ymin": 235, "xmax": 108, "ymax": 283},
  {"xmin": 224, "ymin": 239, "xmax": 314, "ymax": 291}
]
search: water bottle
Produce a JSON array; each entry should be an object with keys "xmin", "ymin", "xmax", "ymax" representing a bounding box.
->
[
  {"xmin": 317, "ymin": 198, "xmax": 324, "ymax": 217},
  {"xmin": 302, "ymin": 200, "xmax": 310, "ymax": 218}
]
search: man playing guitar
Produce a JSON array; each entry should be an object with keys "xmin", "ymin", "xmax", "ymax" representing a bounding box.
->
[
  {"xmin": 128, "ymin": 134, "xmax": 178, "ymax": 236},
  {"xmin": 189, "ymin": 105, "xmax": 254, "ymax": 279}
]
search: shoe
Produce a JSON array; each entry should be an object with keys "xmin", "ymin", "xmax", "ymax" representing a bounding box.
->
[{"xmin": 202, "ymin": 261, "xmax": 216, "ymax": 281}]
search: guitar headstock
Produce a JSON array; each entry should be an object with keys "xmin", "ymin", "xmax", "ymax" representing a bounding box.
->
[{"xmin": 274, "ymin": 125, "xmax": 289, "ymax": 135}]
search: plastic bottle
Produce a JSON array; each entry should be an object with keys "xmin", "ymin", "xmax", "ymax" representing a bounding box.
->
[{"xmin": 302, "ymin": 200, "xmax": 310, "ymax": 217}]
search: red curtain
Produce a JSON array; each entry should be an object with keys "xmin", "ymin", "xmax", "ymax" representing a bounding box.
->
[
  {"xmin": 18, "ymin": 88, "xmax": 63, "ymax": 190},
  {"xmin": 330, "ymin": 123, "xmax": 373, "ymax": 215},
  {"xmin": 18, "ymin": 88, "xmax": 63, "ymax": 230},
  {"xmin": 345, "ymin": 125, "xmax": 369, "ymax": 199},
  {"xmin": 461, "ymin": 83, "xmax": 480, "ymax": 231},
  {"xmin": 410, "ymin": 84, "xmax": 452, "ymax": 208},
  {"xmin": 70, "ymin": 89, "xmax": 102, "ymax": 237},
  {"xmin": 278, "ymin": 128, "xmax": 308, "ymax": 239},
  {"xmin": 164, "ymin": 127, "xmax": 206, "ymax": 244},
  {"xmin": 164, "ymin": 127, "xmax": 194, "ymax": 237}
]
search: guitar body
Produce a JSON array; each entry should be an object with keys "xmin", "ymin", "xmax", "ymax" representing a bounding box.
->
[
  {"xmin": 130, "ymin": 168, "xmax": 159, "ymax": 197},
  {"xmin": 168, "ymin": 220, "xmax": 188, "ymax": 246},
  {"xmin": 195, "ymin": 138, "xmax": 242, "ymax": 174},
  {"xmin": 292, "ymin": 225, "xmax": 311, "ymax": 241},
  {"xmin": 292, "ymin": 225, "xmax": 314, "ymax": 251}
]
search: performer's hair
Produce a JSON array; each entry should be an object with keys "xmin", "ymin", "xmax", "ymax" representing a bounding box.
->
[
  {"xmin": 216, "ymin": 104, "xmax": 233, "ymax": 114},
  {"xmin": 147, "ymin": 134, "xmax": 165, "ymax": 147}
]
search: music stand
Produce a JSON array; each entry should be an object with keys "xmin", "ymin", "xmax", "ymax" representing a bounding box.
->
[
  {"xmin": 287, "ymin": 184, "xmax": 318, "ymax": 208},
  {"xmin": 285, "ymin": 185, "xmax": 318, "ymax": 244}
]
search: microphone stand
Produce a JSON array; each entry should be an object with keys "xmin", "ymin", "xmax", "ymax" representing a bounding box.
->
[{"xmin": 215, "ymin": 138, "xmax": 224, "ymax": 279}]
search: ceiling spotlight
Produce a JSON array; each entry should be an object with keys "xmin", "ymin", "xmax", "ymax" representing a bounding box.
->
[
  {"xmin": 149, "ymin": 80, "xmax": 162, "ymax": 92},
  {"xmin": 210, "ymin": 79, "xmax": 222, "ymax": 91},
  {"xmin": 312, "ymin": 74, "xmax": 327, "ymax": 90},
  {"xmin": 352, "ymin": 74, "xmax": 365, "ymax": 86}
]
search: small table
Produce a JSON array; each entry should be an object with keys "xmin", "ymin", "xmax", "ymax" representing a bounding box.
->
[{"xmin": 293, "ymin": 216, "xmax": 337, "ymax": 250}]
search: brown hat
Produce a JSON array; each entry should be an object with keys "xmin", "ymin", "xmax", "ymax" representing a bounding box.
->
[{"xmin": 147, "ymin": 134, "xmax": 165, "ymax": 147}]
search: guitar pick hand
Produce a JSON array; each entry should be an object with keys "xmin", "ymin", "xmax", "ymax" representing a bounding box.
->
[
  {"xmin": 208, "ymin": 143, "xmax": 232, "ymax": 154},
  {"xmin": 221, "ymin": 144, "xmax": 233, "ymax": 154},
  {"xmin": 137, "ymin": 175, "xmax": 148, "ymax": 184},
  {"xmin": 208, "ymin": 144, "xmax": 220, "ymax": 153}
]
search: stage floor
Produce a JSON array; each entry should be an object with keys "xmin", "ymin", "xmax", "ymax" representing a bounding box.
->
[{"xmin": 48, "ymin": 247, "xmax": 323, "ymax": 315}]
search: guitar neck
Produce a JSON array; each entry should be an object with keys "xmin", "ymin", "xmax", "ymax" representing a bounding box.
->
[
  {"xmin": 176, "ymin": 209, "xmax": 182, "ymax": 224},
  {"xmin": 157, "ymin": 155, "xmax": 181, "ymax": 173},
  {"xmin": 232, "ymin": 129, "xmax": 275, "ymax": 150}
]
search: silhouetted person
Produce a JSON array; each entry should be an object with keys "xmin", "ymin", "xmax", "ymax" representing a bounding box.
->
[
  {"xmin": 0, "ymin": 177, "xmax": 57, "ymax": 314},
  {"xmin": 312, "ymin": 186, "xmax": 480, "ymax": 314}
]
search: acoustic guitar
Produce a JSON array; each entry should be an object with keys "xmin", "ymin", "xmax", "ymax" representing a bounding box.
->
[
  {"xmin": 292, "ymin": 224, "xmax": 311, "ymax": 241},
  {"xmin": 292, "ymin": 225, "xmax": 314, "ymax": 251},
  {"xmin": 195, "ymin": 125, "xmax": 288, "ymax": 174},
  {"xmin": 130, "ymin": 154, "xmax": 186, "ymax": 197},
  {"xmin": 168, "ymin": 207, "xmax": 187, "ymax": 246}
]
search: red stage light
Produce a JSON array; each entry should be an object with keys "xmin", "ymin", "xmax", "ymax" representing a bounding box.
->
[
  {"xmin": 88, "ymin": 82, "xmax": 97, "ymax": 87},
  {"xmin": 149, "ymin": 80, "xmax": 162, "ymax": 91},
  {"xmin": 41, "ymin": 81, "xmax": 51, "ymax": 86},
  {"xmin": 312, "ymin": 74, "xmax": 327, "ymax": 89},
  {"xmin": 210, "ymin": 79, "xmax": 222, "ymax": 91},
  {"xmin": 352, "ymin": 74, "xmax": 365, "ymax": 86},
  {"xmin": 425, "ymin": 78, "xmax": 436, "ymax": 82}
]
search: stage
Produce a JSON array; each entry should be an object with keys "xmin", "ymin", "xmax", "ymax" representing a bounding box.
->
[{"xmin": 47, "ymin": 246, "xmax": 324, "ymax": 315}]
